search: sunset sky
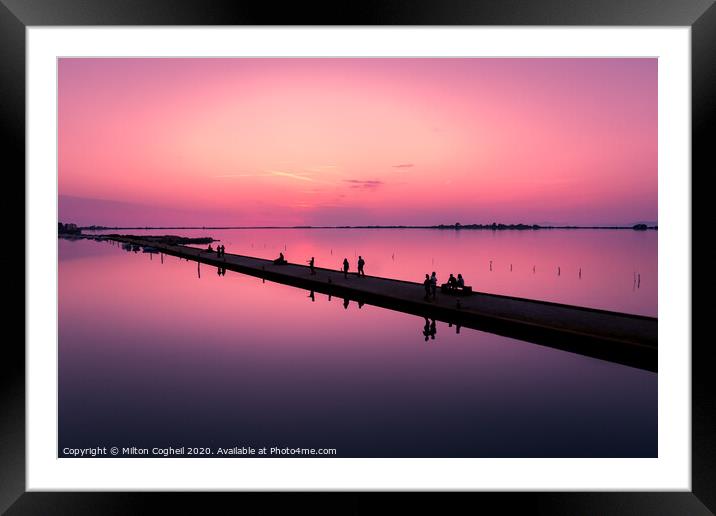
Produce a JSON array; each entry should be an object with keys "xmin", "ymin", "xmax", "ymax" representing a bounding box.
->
[{"xmin": 58, "ymin": 58, "xmax": 657, "ymax": 227}]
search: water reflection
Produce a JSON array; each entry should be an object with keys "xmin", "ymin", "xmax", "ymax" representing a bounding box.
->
[
  {"xmin": 303, "ymin": 285, "xmax": 452, "ymax": 343},
  {"xmin": 59, "ymin": 238, "xmax": 658, "ymax": 458},
  {"xmin": 422, "ymin": 318, "xmax": 437, "ymax": 341}
]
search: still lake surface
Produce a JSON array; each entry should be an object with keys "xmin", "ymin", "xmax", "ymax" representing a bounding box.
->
[{"xmin": 60, "ymin": 229, "xmax": 657, "ymax": 457}]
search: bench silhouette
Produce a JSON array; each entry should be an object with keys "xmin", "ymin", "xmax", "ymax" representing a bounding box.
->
[{"xmin": 440, "ymin": 283, "xmax": 473, "ymax": 296}]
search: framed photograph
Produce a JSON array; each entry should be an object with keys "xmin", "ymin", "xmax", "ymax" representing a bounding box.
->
[{"xmin": 5, "ymin": 0, "xmax": 713, "ymax": 513}]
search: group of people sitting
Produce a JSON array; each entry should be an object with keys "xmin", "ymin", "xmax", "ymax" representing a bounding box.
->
[
  {"xmin": 444, "ymin": 273, "xmax": 466, "ymax": 291},
  {"xmin": 206, "ymin": 244, "xmax": 226, "ymax": 257},
  {"xmin": 426, "ymin": 272, "xmax": 471, "ymax": 297}
]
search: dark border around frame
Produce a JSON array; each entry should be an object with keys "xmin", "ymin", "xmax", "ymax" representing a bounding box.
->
[{"xmin": 2, "ymin": 0, "xmax": 713, "ymax": 514}]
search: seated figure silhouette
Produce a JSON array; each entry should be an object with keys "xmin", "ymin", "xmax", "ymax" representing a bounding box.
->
[{"xmin": 273, "ymin": 252, "xmax": 287, "ymax": 265}]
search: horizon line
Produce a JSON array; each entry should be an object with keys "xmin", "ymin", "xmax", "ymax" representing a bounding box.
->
[{"xmin": 70, "ymin": 223, "xmax": 658, "ymax": 230}]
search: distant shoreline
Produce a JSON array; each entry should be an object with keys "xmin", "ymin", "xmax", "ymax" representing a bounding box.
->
[{"xmin": 79, "ymin": 224, "xmax": 658, "ymax": 231}]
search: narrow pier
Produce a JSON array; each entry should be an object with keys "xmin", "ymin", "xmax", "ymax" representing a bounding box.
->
[{"xmin": 109, "ymin": 236, "xmax": 657, "ymax": 372}]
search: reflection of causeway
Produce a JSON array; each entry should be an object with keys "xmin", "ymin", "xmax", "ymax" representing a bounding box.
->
[{"xmin": 112, "ymin": 236, "xmax": 657, "ymax": 372}]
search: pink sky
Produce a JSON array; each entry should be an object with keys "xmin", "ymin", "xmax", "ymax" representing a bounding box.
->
[{"xmin": 58, "ymin": 58, "xmax": 657, "ymax": 227}]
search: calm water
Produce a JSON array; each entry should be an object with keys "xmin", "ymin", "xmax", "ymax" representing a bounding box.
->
[
  {"xmin": 60, "ymin": 230, "xmax": 657, "ymax": 458},
  {"xmin": 89, "ymin": 228, "xmax": 657, "ymax": 316}
]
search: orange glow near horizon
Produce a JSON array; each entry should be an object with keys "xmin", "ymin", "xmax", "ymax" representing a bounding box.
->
[{"xmin": 58, "ymin": 58, "xmax": 657, "ymax": 227}]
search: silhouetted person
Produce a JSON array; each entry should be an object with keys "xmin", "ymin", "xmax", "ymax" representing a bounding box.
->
[
  {"xmin": 343, "ymin": 298, "xmax": 349, "ymax": 309},
  {"xmin": 343, "ymin": 258, "xmax": 349, "ymax": 278},
  {"xmin": 423, "ymin": 274, "xmax": 431, "ymax": 300},
  {"xmin": 207, "ymin": 244, "xmax": 214, "ymax": 253},
  {"xmin": 430, "ymin": 272, "xmax": 437, "ymax": 299},
  {"xmin": 273, "ymin": 252, "xmax": 287, "ymax": 265},
  {"xmin": 457, "ymin": 274, "xmax": 464, "ymax": 289},
  {"xmin": 308, "ymin": 257, "xmax": 316, "ymax": 275},
  {"xmin": 357, "ymin": 256, "xmax": 365, "ymax": 277},
  {"xmin": 448, "ymin": 273, "xmax": 457, "ymax": 291}
]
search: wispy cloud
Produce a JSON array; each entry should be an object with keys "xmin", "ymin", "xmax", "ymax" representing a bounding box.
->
[
  {"xmin": 344, "ymin": 179, "xmax": 384, "ymax": 190},
  {"xmin": 268, "ymin": 170, "xmax": 316, "ymax": 182},
  {"xmin": 392, "ymin": 163, "xmax": 414, "ymax": 169},
  {"xmin": 214, "ymin": 173, "xmax": 270, "ymax": 178},
  {"xmin": 217, "ymin": 169, "xmax": 335, "ymax": 184}
]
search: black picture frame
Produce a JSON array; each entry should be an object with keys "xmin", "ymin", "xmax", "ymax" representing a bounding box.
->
[{"xmin": 2, "ymin": 1, "xmax": 712, "ymax": 514}]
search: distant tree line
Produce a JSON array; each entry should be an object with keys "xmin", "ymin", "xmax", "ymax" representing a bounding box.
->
[
  {"xmin": 58, "ymin": 222, "xmax": 81, "ymax": 235},
  {"xmin": 435, "ymin": 222, "xmax": 542, "ymax": 230},
  {"xmin": 434, "ymin": 222, "xmax": 656, "ymax": 230}
]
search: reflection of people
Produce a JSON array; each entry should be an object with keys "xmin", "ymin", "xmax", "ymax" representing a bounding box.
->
[
  {"xmin": 429, "ymin": 319, "xmax": 437, "ymax": 340},
  {"xmin": 273, "ymin": 252, "xmax": 287, "ymax": 265},
  {"xmin": 308, "ymin": 290, "xmax": 315, "ymax": 302},
  {"xmin": 343, "ymin": 258, "xmax": 350, "ymax": 278},
  {"xmin": 358, "ymin": 300, "xmax": 364, "ymax": 309},
  {"xmin": 343, "ymin": 298, "xmax": 349, "ymax": 309},
  {"xmin": 423, "ymin": 318, "xmax": 431, "ymax": 341},
  {"xmin": 357, "ymin": 256, "xmax": 365, "ymax": 277}
]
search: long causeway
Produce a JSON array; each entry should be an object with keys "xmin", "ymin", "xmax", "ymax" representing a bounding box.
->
[{"xmin": 108, "ymin": 235, "xmax": 658, "ymax": 372}]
